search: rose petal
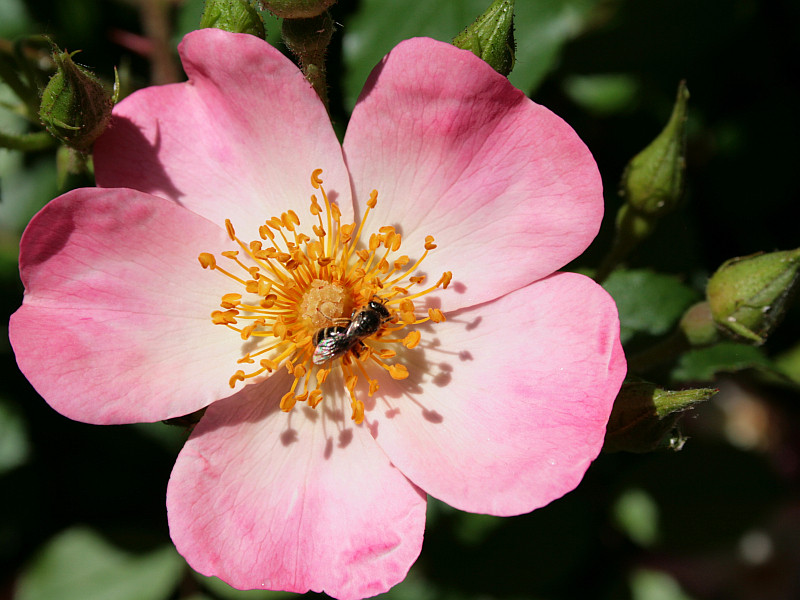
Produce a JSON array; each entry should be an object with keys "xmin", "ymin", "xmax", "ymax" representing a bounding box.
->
[
  {"xmin": 344, "ymin": 38, "xmax": 603, "ymax": 311},
  {"xmin": 367, "ymin": 272, "xmax": 626, "ymax": 516},
  {"xmin": 168, "ymin": 371, "xmax": 426, "ymax": 600},
  {"xmin": 95, "ymin": 28, "xmax": 352, "ymax": 242},
  {"xmin": 9, "ymin": 188, "xmax": 247, "ymax": 424}
]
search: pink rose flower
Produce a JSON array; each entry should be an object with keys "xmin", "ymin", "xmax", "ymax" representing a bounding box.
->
[{"xmin": 10, "ymin": 29, "xmax": 626, "ymax": 600}]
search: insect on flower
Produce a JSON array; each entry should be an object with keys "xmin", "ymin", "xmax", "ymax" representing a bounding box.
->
[{"xmin": 312, "ymin": 298, "xmax": 393, "ymax": 365}]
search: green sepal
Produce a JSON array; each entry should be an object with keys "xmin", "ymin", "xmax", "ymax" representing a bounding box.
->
[
  {"xmin": 200, "ymin": 0, "xmax": 266, "ymax": 38},
  {"xmin": 707, "ymin": 248, "xmax": 800, "ymax": 345},
  {"xmin": 620, "ymin": 80, "xmax": 689, "ymax": 216},
  {"xmin": 453, "ymin": 0, "xmax": 515, "ymax": 77},
  {"xmin": 604, "ymin": 380, "xmax": 717, "ymax": 453},
  {"xmin": 38, "ymin": 47, "xmax": 114, "ymax": 154}
]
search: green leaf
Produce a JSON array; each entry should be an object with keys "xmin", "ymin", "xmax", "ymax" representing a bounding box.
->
[
  {"xmin": 15, "ymin": 527, "xmax": 184, "ymax": 600},
  {"xmin": 602, "ymin": 269, "xmax": 699, "ymax": 344},
  {"xmin": 672, "ymin": 342, "xmax": 773, "ymax": 383},
  {"xmin": 0, "ymin": 0, "xmax": 31, "ymax": 38},
  {"xmin": 341, "ymin": 0, "xmax": 601, "ymax": 111}
]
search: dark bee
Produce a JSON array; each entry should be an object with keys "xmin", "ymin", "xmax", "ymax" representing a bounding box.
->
[{"xmin": 312, "ymin": 299, "xmax": 392, "ymax": 365}]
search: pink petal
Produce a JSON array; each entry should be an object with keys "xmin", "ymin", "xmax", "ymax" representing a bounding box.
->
[
  {"xmin": 94, "ymin": 29, "xmax": 352, "ymax": 243},
  {"xmin": 343, "ymin": 38, "xmax": 604, "ymax": 310},
  {"xmin": 168, "ymin": 371, "xmax": 426, "ymax": 600},
  {"xmin": 9, "ymin": 188, "xmax": 246, "ymax": 424},
  {"xmin": 367, "ymin": 272, "xmax": 626, "ymax": 516}
]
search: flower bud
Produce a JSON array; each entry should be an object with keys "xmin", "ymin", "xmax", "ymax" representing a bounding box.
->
[
  {"xmin": 453, "ymin": 0, "xmax": 516, "ymax": 76},
  {"xmin": 707, "ymin": 248, "xmax": 800, "ymax": 345},
  {"xmin": 39, "ymin": 48, "xmax": 114, "ymax": 154},
  {"xmin": 620, "ymin": 80, "xmax": 689, "ymax": 217},
  {"xmin": 261, "ymin": 0, "xmax": 336, "ymax": 18},
  {"xmin": 200, "ymin": 0, "xmax": 266, "ymax": 38},
  {"xmin": 679, "ymin": 301, "xmax": 719, "ymax": 347},
  {"xmin": 604, "ymin": 381, "xmax": 716, "ymax": 453}
]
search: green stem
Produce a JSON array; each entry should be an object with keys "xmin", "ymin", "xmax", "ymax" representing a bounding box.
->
[{"xmin": 0, "ymin": 129, "xmax": 56, "ymax": 151}]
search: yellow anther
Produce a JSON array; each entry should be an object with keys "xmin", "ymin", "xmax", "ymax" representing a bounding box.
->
[
  {"xmin": 367, "ymin": 189, "xmax": 378, "ymax": 208},
  {"xmin": 257, "ymin": 279, "xmax": 273, "ymax": 296},
  {"xmin": 260, "ymin": 294, "xmax": 277, "ymax": 309},
  {"xmin": 225, "ymin": 219, "xmax": 236, "ymax": 240},
  {"xmin": 229, "ymin": 370, "xmax": 246, "ymax": 388},
  {"xmin": 400, "ymin": 299, "xmax": 415, "ymax": 313},
  {"xmin": 401, "ymin": 311, "xmax": 416, "ymax": 324},
  {"xmin": 280, "ymin": 392, "xmax": 297, "ymax": 412},
  {"xmin": 439, "ymin": 271, "xmax": 453, "ymax": 289},
  {"xmin": 240, "ymin": 323, "xmax": 257, "ymax": 340},
  {"xmin": 308, "ymin": 389, "xmax": 323, "ymax": 408},
  {"xmin": 316, "ymin": 368, "xmax": 330, "ymax": 385},
  {"xmin": 220, "ymin": 293, "xmax": 242, "ymax": 308},
  {"xmin": 388, "ymin": 364, "xmax": 409, "ymax": 380},
  {"xmin": 260, "ymin": 358, "xmax": 276, "ymax": 372},
  {"xmin": 311, "ymin": 168, "xmax": 323, "ymax": 188},
  {"xmin": 211, "ymin": 309, "xmax": 238, "ymax": 325},
  {"xmin": 293, "ymin": 364, "xmax": 307, "ymax": 378},
  {"xmin": 351, "ymin": 399, "xmax": 365, "ymax": 424},
  {"xmin": 198, "ymin": 253, "xmax": 216, "ymax": 269},
  {"xmin": 379, "ymin": 349, "xmax": 397, "ymax": 359},
  {"xmin": 368, "ymin": 379, "xmax": 380, "ymax": 395},
  {"xmin": 424, "ymin": 235, "xmax": 437, "ymax": 250},
  {"xmin": 259, "ymin": 225, "xmax": 274, "ymax": 240},
  {"xmin": 428, "ymin": 308, "xmax": 446, "ymax": 323},
  {"xmin": 273, "ymin": 320, "xmax": 288, "ymax": 339},
  {"xmin": 403, "ymin": 331, "xmax": 421, "ymax": 349},
  {"xmin": 394, "ymin": 256, "xmax": 409, "ymax": 269}
]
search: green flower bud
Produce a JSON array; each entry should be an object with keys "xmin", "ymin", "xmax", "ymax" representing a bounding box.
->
[
  {"xmin": 200, "ymin": 0, "xmax": 266, "ymax": 38},
  {"xmin": 262, "ymin": 0, "xmax": 336, "ymax": 19},
  {"xmin": 620, "ymin": 80, "xmax": 689, "ymax": 216},
  {"xmin": 453, "ymin": 0, "xmax": 516, "ymax": 76},
  {"xmin": 39, "ymin": 48, "xmax": 114, "ymax": 154},
  {"xmin": 707, "ymin": 248, "xmax": 800, "ymax": 345},
  {"xmin": 604, "ymin": 381, "xmax": 716, "ymax": 453},
  {"xmin": 679, "ymin": 301, "xmax": 719, "ymax": 347}
]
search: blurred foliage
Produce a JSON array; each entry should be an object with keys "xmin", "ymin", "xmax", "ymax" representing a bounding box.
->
[{"xmin": 2, "ymin": 0, "xmax": 800, "ymax": 599}]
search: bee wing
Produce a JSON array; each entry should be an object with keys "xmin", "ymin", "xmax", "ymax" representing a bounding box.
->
[{"xmin": 312, "ymin": 332, "xmax": 349, "ymax": 365}]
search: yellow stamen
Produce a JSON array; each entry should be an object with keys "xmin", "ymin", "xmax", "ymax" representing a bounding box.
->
[{"xmin": 199, "ymin": 169, "xmax": 450, "ymax": 425}]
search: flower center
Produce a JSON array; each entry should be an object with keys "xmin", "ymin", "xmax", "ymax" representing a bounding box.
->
[{"xmin": 199, "ymin": 169, "xmax": 451, "ymax": 424}]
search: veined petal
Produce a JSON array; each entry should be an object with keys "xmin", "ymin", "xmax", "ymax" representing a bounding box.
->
[
  {"xmin": 94, "ymin": 28, "xmax": 352, "ymax": 242},
  {"xmin": 9, "ymin": 188, "xmax": 243, "ymax": 424},
  {"xmin": 367, "ymin": 272, "xmax": 626, "ymax": 516},
  {"xmin": 344, "ymin": 38, "xmax": 603, "ymax": 311},
  {"xmin": 168, "ymin": 371, "xmax": 426, "ymax": 600}
]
